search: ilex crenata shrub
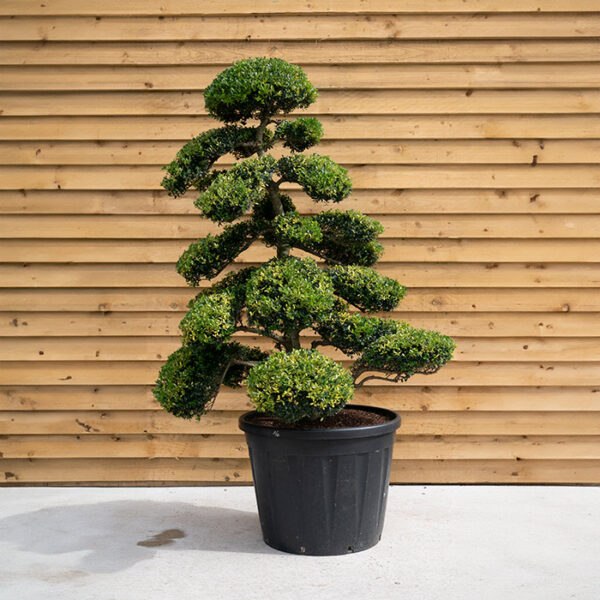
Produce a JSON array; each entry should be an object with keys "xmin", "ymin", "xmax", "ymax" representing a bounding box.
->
[{"xmin": 154, "ymin": 57, "xmax": 455, "ymax": 424}]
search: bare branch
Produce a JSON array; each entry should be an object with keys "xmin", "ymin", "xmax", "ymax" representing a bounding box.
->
[
  {"xmin": 352, "ymin": 364, "xmax": 443, "ymax": 388},
  {"xmin": 230, "ymin": 359, "xmax": 261, "ymax": 368},
  {"xmin": 310, "ymin": 339, "xmax": 328, "ymax": 349},
  {"xmin": 286, "ymin": 241, "xmax": 344, "ymax": 266},
  {"xmin": 236, "ymin": 325, "xmax": 286, "ymax": 346}
]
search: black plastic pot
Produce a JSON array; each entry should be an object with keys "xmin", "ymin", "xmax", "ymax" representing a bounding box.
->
[{"xmin": 239, "ymin": 404, "xmax": 401, "ymax": 555}]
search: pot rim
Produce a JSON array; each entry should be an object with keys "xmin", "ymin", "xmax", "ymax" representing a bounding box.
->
[{"xmin": 238, "ymin": 403, "xmax": 401, "ymax": 440}]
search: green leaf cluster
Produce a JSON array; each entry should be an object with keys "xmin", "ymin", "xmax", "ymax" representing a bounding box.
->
[
  {"xmin": 275, "ymin": 117, "xmax": 324, "ymax": 152},
  {"xmin": 176, "ymin": 220, "xmax": 258, "ymax": 286},
  {"xmin": 315, "ymin": 312, "xmax": 400, "ymax": 356},
  {"xmin": 247, "ymin": 349, "xmax": 354, "ymax": 423},
  {"xmin": 353, "ymin": 328, "xmax": 456, "ymax": 382},
  {"xmin": 328, "ymin": 265, "xmax": 406, "ymax": 312},
  {"xmin": 245, "ymin": 256, "xmax": 335, "ymax": 335},
  {"xmin": 154, "ymin": 341, "xmax": 267, "ymax": 420},
  {"xmin": 204, "ymin": 57, "xmax": 318, "ymax": 123},
  {"xmin": 313, "ymin": 210, "xmax": 384, "ymax": 266},
  {"xmin": 271, "ymin": 211, "xmax": 323, "ymax": 246},
  {"xmin": 277, "ymin": 153, "xmax": 352, "ymax": 203},
  {"xmin": 195, "ymin": 155, "xmax": 277, "ymax": 223},
  {"xmin": 161, "ymin": 125, "xmax": 274, "ymax": 197},
  {"xmin": 179, "ymin": 290, "xmax": 238, "ymax": 346}
]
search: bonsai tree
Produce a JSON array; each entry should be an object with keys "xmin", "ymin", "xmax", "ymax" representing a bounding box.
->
[{"xmin": 154, "ymin": 58, "xmax": 455, "ymax": 424}]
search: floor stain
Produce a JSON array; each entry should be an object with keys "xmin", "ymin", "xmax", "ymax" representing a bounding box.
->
[{"xmin": 136, "ymin": 528, "xmax": 186, "ymax": 548}]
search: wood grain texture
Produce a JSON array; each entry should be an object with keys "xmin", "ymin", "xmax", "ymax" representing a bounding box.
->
[
  {"xmin": 1, "ymin": 3, "xmax": 599, "ymax": 485},
  {"xmin": 2, "ymin": 41, "xmax": 598, "ymax": 65},
  {"xmin": 3, "ymin": 1, "xmax": 599, "ymax": 16}
]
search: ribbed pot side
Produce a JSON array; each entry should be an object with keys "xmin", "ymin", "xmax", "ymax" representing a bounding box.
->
[{"xmin": 239, "ymin": 404, "xmax": 401, "ymax": 556}]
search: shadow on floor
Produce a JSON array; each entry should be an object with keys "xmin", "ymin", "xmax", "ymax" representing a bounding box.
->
[{"xmin": 0, "ymin": 500, "xmax": 276, "ymax": 573}]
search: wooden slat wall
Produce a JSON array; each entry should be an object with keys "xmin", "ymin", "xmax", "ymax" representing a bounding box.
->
[{"xmin": 1, "ymin": 1, "xmax": 599, "ymax": 485}]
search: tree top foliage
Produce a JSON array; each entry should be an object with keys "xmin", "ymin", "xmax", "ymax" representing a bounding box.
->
[{"xmin": 154, "ymin": 58, "xmax": 455, "ymax": 424}]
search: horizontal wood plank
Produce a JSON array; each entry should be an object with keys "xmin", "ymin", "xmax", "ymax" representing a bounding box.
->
[
  {"xmin": 2, "ymin": 189, "xmax": 599, "ymax": 215},
  {"xmin": 3, "ymin": 140, "xmax": 600, "ymax": 166},
  {"xmin": 3, "ymin": 66, "xmax": 600, "ymax": 91},
  {"xmin": 0, "ymin": 361, "xmax": 598, "ymax": 386},
  {"xmin": 4, "ymin": 239, "xmax": 600, "ymax": 263},
  {"xmin": 2, "ymin": 312, "xmax": 597, "ymax": 337},
  {"xmin": 4, "ymin": 89, "xmax": 600, "ymax": 118},
  {"xmin": 2, "ymin": 385, "xmax": 598, "ymax": 412},
  {"xmin": 4, "ymin": 434, "xmax": 600, "ymax": 460},
  {"xmin": 3, "ymin": 15, "xmax": 600, "ymax": 42},
  {"xmin": 1, "ymin": 214, "xmax": 599, "ymax": 239},
  {"xmin": 2, "ymin": 41, "xmax": 599, "ymax": 66},
  {"xmin": 3, "ymin": 409, "xmax": 600, "ymax": 435},
  {"xmin": 4, "ymin": 457, "xmax": 600, "ymax": 484},
  {"xmin": 3, "ymin": 336, "xmax": 600, "ymax": 362},
  {"xmin": 1, "ymin": 263, "xmax": 598, "ymax": 287},
  {"xmin": 3, "ymin": 1, "xmax": 599, "ymax": 16},
  {"xmin": 5, "ymin": 116, "xmax": 600, "ymax": 140},
  {"xmin": 2, "ymin": 164, "xmax": 600, "ymax": 189},
  {"xmin": 1, "ymin": 288, "xmax": 595, "ymax": 313}
]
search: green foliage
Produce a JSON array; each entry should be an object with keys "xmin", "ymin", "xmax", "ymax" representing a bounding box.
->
[
  {"xmin": 161, "ymin": 125, "xmax": 274, "ymax": 197},
  {"xmin": 179, "ymin": 290, "xmax": 237, "ymax": 346},
  {"xmin": 275, "ymin": 117, "xmax": 324, "ymax": 152},
  {"xmin": 266, "ymin": 209, "xmax": 384, "ymax": 266},
  {"xmin": 252, "ymin": 192, "xmax": 296, "ymax": 225},
  {"xmin": 313, "ymin": 210, "xmax": 384, "ymax": 266},
  {"xmin": 204, "ymin": 57, "xmax": 318, "ymax": 123},
  {"xmin": 176, "ymin": 220, "xmax": 259, "ymax": 286},
  {"xmin": 155, "ymin": 57, "xmax": 455, "ymax": 424},
  {"xmin": 195, "ymin": 155, "xmax": 277, "ymax": 223},
  {"xmin": 246, "ymin": 256, "xmax": 335, "ymax": 335},
  {"xmin": 277, "ymin": 153, "xmax": 352, "ymax": 203},
  {"xmin": 328, "ymin": 265, "xmax": 406, "ymax": 312},
  {"xmin": 353, "ymin": 327, "xmax": 456, "ymax": 382},
  {"xmin": 247, "ymin": 349, "xmax": 354, "ymax": 423},
  {"xmin": 203, "ymin": 266, "xmax": 257, "ymax": 305},
  {"xmin": 154, "ymin": 341, "xmax": 267, "ymax": 419},
  {"xmin": 271, "ymin": 211, "xmax": 323, "ymax": 246},
  {"xmin": 315, "ymin": 312, "xmax": 400, "ymax": 356}
]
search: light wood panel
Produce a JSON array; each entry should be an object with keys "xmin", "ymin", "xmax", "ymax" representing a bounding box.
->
[
  {"xmin": 4, "ymin": 66, "xmax": 600, "ymax": 91},
  {"xmin": 3, "ymin": 458, "xmax": 600, "ymax": 484},
  {"xmin": 2, "ymin": 288, "xmax": 597, "ymax": 313},
  {"xmin": 2, "ymin": 386, "xmax": 599, "ymax": 412},
  {"xmin": 1, "ymin": 3, "xmax": 599, "ymax": 485},
  {"xmin": 1, "ymin": 214, "xmax": 598, "ymax": 238},
  {"xmin": 3, "ymin": 409, "xmax": 600, "ymax": 435},
  {"xmin": 3, "ymin": 15, "xmax": 600, "ymax": 42},
  {"xmin": 1, "ymin": 361, "xmax": 599, "ymax": 387},
  {"xmin": 4, "ymin": 239, "xmax": 600, "ymax": 263},
  {"xmin": 3, "ymin": 1, "xmax": 599, "ymax": 16},
  {"xmin": 3, "ymin": 336, "xmax": 600, "ymax": 362},
  {"xmin": 1, "ymin": 189, "xmax": 599, "ymax": 215},
  {"xmin": 3, "ymin": 164, "xmax": 600, "ymax": 189},
  {"xmin": 4, "ymin": 140, "xmax": 600, "ymax": 166},
  {"xmin": 4, "ymin": 435, "xmax": 600, "ymax": 460},
  {"xmin": 2, "ymin": 312, "xmax": 598, "ymax": 337},
  {"xmin": 4, "ymin": 89, "xmax": 600, "ymax": 116},
  {"xmin": 1, "ymin": 263, "xmax": 598, "ymax": 287},
  {"xmin": 2, "ymin": 41, "xmax": 598, "ymax": 65},
  {"xmin": 5, "ymin": 115, "xmax": 600, "ymax": 140}
]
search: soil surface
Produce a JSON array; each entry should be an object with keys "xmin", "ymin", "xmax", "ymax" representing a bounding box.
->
[{"xmin": 248, "ymin": 408, "xmax": 390, "ymax": 430}]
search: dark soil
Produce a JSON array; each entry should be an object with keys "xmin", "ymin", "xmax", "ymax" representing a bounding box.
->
[{"xmin": 248, "ymin": 408, "xmax": 390, "ymax": 430}]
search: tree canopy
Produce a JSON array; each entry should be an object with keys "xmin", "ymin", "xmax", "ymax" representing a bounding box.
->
[{"xmin": 154, "ymin": 57, "xmax": 455, "ymax": 424}]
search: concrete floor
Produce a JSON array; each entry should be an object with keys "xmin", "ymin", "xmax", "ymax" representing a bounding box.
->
[{"xmin": 0, "ymin": 486, "xmax": 598, "ymax": 600}]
